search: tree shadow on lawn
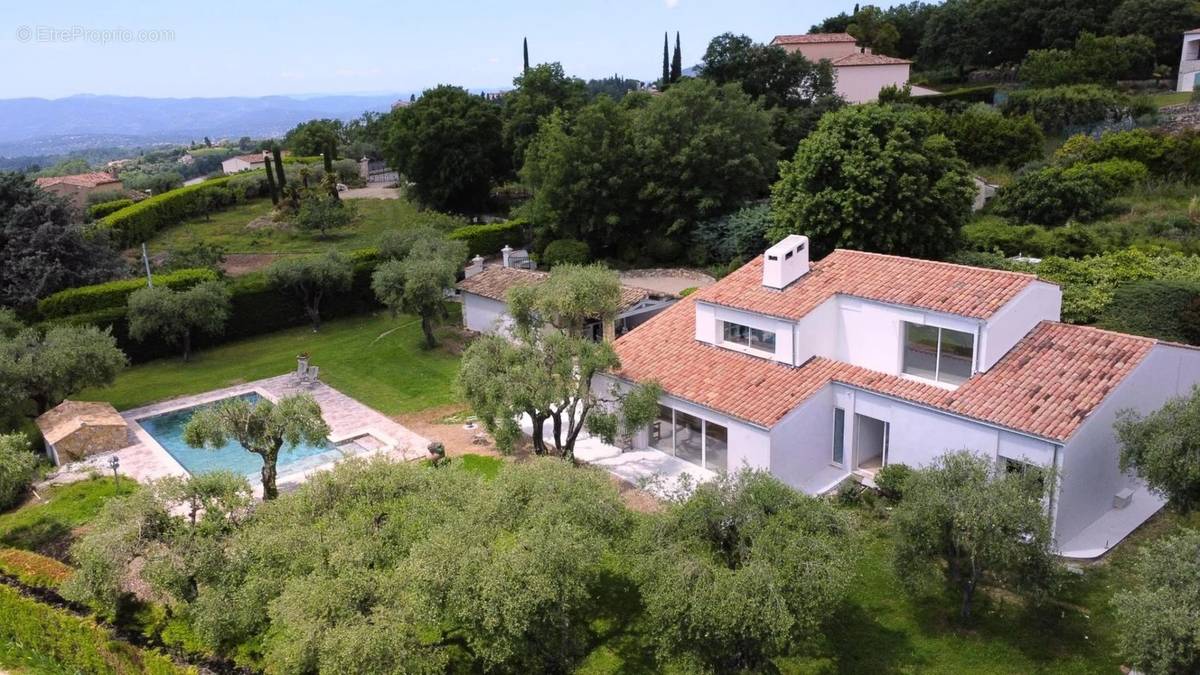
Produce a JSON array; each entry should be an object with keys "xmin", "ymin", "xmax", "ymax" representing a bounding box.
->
[
  {"xmin": 0, "ymin": 518, "xmax": 73, "ymax": 559},
  {"xmin": 818, "ymin": 602, "xmax": 920, "ymax": 674},
  {"xmin": 582, "ymin": 567, "xmax": 658, "ymax": 674}
]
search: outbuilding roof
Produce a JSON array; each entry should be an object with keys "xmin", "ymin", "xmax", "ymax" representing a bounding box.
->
[
  {"xmin": 611, "ymin": 296, "xmax": 1155, "ymax": 442},
  {"xmin": 456, "ymin": 266, "xmax": 663, "ymax": 314},
  {"xmin": 693, "ymin": 249, "xmax": 1043, "ymax": 322},
  {"xmin": 771, "ymin": 33, "xmax": 858, "ymax": 45},
  {"xmin": 831, "ymin": 52, "xmax": 912, "ymax": 66},
  {"xmin": 35, "ymin": 400, "xmax": 126, "ymax": 447},
  {"xmin": 34, "ymin": 172, "xmax": 120, "ymax": 189}
]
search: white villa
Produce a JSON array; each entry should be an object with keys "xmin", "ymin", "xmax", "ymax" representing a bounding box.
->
[
  {"xmin": 221, "ymin": 152, "xmax": 271, "ymax": 174},
  {"xmin": 599, "ymin": 236, "xmax": 1200, "ymax": 558}
]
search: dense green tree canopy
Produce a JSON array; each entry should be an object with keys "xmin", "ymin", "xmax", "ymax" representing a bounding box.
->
[
  {"xmin": 265, "ymin": 251, "xmax": 353, "ymax": 331},
  {"xmin": 1113, "ymin": 529, "xmax": 1200, "ymax": 675},
  {"xmin": 770, "ymin": 104, "xmax": 975, "ymax": 258},
  {"xmin": 127, "ymin": 280, "xmax": 231, "ymax": 361},
  {"xmin": 502, "ymin": 62, "xmax": 587, "ymax": 169},
  {"xmin": 1020, "ymin": 32, "xmax": 1155, "ymax": 87},
  {"xmin": 371, "ymin": 229, "xmax": 461, "ymax": 348},
  {"xmin": 0, "ymin": 322, "xmax": 126, "ymax": 415},
  {"xmin": 0, "ymin": 172, "xmax": 124, "ymax": 310},
  {"xmin": 1117, "ymin": 387, "xmax": 1200, "ymax": 511},
  {"xmin": 383, "ymin": 85, "xmax": 505, "ymax": 213},
  {"xmin": 283, "ymin": 119, "xmax": 344, "ymax": 158},
  {"xmin": 892, "ymin": 451, "xmax": 1060, "ymax": 620},
  {"xmin": 1110, "ymin": 0, "xmax": 1200, "ymax": 69}
]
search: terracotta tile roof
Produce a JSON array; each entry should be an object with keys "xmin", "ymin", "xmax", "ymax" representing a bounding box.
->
[
  {"xmin": 35, "ymin": 400, "xmax": 126, "ymax": 446},
  {"xmin": 693, "ymin": 250, "xmax": 1041, "ymax": 321},
  {"xmin": 228, "ymin": 153, "xmax": 268, "ymax": 164},
  {"xmin": 772, "ymin": 33, "xmax": 857, "ymax": 45},
  {"xmin": 457, "ymin": 266, "xmax": 660, "ymax": 313},
  {"xmin": 34, "ymin": 172, "xmax": 120, "ymax": 189},
  {"xmin": 612, "ymin": 297, "xmax": 1156, "ymax": 441},
  {"xmin": 832, "ymin": 52, "xmax": 912, "ymax": 66}
]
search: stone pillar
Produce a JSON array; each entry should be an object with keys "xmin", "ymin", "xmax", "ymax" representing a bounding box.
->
[{"xmin": 501, "ymin": 245, "xmax": 513, "ymax": 268}]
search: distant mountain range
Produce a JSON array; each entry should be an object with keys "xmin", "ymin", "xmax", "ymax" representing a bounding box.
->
[{"xmin": 0, "ymin": 94, "xmax": 411, "ymax": 158}]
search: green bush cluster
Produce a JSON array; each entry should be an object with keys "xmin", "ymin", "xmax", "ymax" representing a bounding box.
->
[
  {"xmin": 541, "ymin": 238, "xmax": 590, "ymax": 267},
  {"xmin": 1055, "ymin": 128, "xmax": 1200, "ymax": 181},
  {"xmin": 94, "ymin": 173, "xmax": 269, "ymax": 247},
  {"xmin": 1098, "ymin": 280, "xmax": 1200, "ymax": 344},
  {"xmin": 943, "ymin": 104, "xmax": 1044, "ymax": 169},
  {"xmin": 44, "ymin": 251, "xmax": 381, "ymax": 363},
  {"xmin": 997, "ymin": 159, "xmax": 1148, "ymax": 226},
  {"xmin": 0, "ymin": 584, "xmax": 192, "ymax": 674},
  {"xmin": 0, "ymin": 434, "xmax": 38, "ymax": 510},
  {"xmin": 1019, "ymin": 32, "xmax": 1154, "ymax": 88},
  {"xmin": 448, "ymin": 220, "xmax": 527, "ymax": 257},
  {"xmin": 1001, "ymin": 85, "xmax": 1130, "ymax": 133},
  {"xmin": 961, "ymin": 218, "xmax": 1101, "ymax": 258},
  {"xmin": 874, "ymin": 463, "xmax": 913, "ymax": 501},
  {"xmin": 37, "ymin": 268, "xmax": 219, "ymax": 320},
  {"xmin": 86, "ymin": 198, "xmax": 135, "ymax": 221}
]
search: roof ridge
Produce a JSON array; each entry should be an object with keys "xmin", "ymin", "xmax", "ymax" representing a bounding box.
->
[
  {"xmin": 830, "ymin": 248, "xmax": 1043, "ymax": 281},
  {"xmin": 1036, "ymin": 319, "xmax": 1157, "ymax": 344}
]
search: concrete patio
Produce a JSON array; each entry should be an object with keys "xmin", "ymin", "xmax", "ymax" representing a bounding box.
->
[
  {"xmin": 1057, "ymin": 483, "xmax": 1166, "ymax": 559},
  {"xmin": 42, "ymin": 374, "xmax": 430, "ymax": 495}
]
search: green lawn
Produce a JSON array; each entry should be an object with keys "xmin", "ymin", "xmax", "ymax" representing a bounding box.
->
[
  {"xmin": 145, "ymin": 197, "xmax": 464, "ymax": 255},
  {"xmin": 81, "ymin": 310, "xmax": 463, "ymax": 414},
  {"xmin": 0, "ymin": 478, "xmax": 135, "ymax": 557},
  {"xmin": 1150, "ymin": 90, "xmax": 1192, "ymax": 108}
]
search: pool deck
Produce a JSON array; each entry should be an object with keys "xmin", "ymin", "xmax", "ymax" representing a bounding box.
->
[{"xmin": 43, "ymin": 374, "xmax": 430, "ymax": 495}]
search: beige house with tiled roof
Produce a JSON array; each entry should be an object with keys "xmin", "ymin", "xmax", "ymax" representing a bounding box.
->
[
  {"xmin": 770, "ymin": 32, "xmax": 913, "ymax": 103},
  {"xmin": 457, "ymin": 252, "xmax": 676, "ymax": 341},
  {"xmin": 598, "ymin": 235, "xmax": 1200, "ymax": 558},
  {"xmin": 34, "ymin": 172, "xmax": 123, "ymax": 211},
  {"xmin": 36, "ymin": 400, "xmax": 129, "ymax": 464}
]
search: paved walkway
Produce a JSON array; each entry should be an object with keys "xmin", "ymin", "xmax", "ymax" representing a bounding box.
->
[
  {"xmin": 1057, "ymin": 483, "xmax": 1165, "ymax": 559},
  {"xmin": 42, "ymin": 375, "xmax": 429, "ymax": 496}
]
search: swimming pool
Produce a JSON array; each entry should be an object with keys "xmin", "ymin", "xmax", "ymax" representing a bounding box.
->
[{"xmin": 137, "ymin": 392, "xmax": 338, "ymax": 477}]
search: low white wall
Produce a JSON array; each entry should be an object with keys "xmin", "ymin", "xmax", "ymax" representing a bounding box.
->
[
  {"xmin": 978, "ymin": 282, "xmax": 1062, "ymax": 371},
  {"xmin": 696, "ymin": 301, "xmax": 796, "ymax": 365},
  {"xmin": 462, "ymin": 293, "xmax": 511, "ymax": 335},
  {"xmin": 769, "ymin": 386, "xmax": 836, "ymax": 491}
]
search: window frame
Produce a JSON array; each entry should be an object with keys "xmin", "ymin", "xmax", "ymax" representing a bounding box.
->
[
  {"xmin": 902, "ymin": 322, "xmax": 976, "ymax": 386},
  {"xmin": 832, "ymin": 408, "xmax": 846, "ymax": 466},
  {"xmin": 650, "ymin": 404, "xmax": 728, "ymax": 472},
  {"xmin": 721, "ymin": 320, "xmax": 776, "ymax": 355}
]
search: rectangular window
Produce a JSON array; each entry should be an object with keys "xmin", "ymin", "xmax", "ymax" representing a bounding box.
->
[
  {"xmin": 650, "ymin": 405, "xmax": 673, "ymax": 453},
  {"xmin": 722, "ymin": 321, "xmax": 776, "ymax": 353},
  {"xmin": 704, "ymin": 421, "xmax": 728, "ymax": 472},
  {"xmin": 651, "ymin": 404, "xmax": 730, "ymax": 473},
  {"xmin": 902, "ymin": 322, "xmax": 975, "ymax": 385},
  {"xmin": 674, "ymin": 411, "xmax": 704, "ymax": 466},
  {"xmin": 832, "ymin": 408, "xmax": 845, "ymax": 465}
]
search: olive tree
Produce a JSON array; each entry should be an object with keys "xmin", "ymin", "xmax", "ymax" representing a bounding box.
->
[
  {"xmin": 127, "ymin": 280, "xmax": 231, "ymax": 361},
  {"xmin": 0, "ymin": 323, "xmax": 126, "ymax": 415},
  {"xmin": 371, "ymin": 228, "xmax": 466, "ymax": 347},
  {"xmin": 183, "ymin": 394, "xmax": 329, "ymax": 500},
  {"xmin": 892, "ymin": 451, "xmax": 1060, "ymax": 620},
  {"xmin": 294, "ymin": 195, "xmax": 355, "ymax": 239},
  {"xmin": 0, "ymin": 433, "xmax": 38, "ymax": 510},
  {"xmin": 1117, "ymin": 388, "xmax": 1200, "ymax": 512},
  {"xmin": 458, "ymin": 265, "xmax": 658, "ymax": 459},
  {"xmin": 1113, "ymin": 529, "xmax": 1200, "ymax": 675},
  {"xmin": 632, "ymin": 469, "xmax": 855, "ymax": 670},
  {"xmin": 266, "ymin": 251, "xmax": 353, "ymax": 331}
]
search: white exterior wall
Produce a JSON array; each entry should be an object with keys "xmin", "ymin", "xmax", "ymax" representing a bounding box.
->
[
  {"xmin": 978, "ymin": 281, "xmax": 1062, "ymax": 371},
  {"xmin": 794, "ymin": 297, "xmax": 839, "ymax": 364},
  {"xmin": 462, "ymin": 293, "xmax": 512, "ymax": 335},
  {"xmin": 1177, "ymin": 34, "xmax": 1200, "ymax": 92},
  {"xmin": 833, "ymin": 298, "xmax": 979, "ymax": 376},
  {"xmin": 696, "ymin": 302, "xmax": 796, "ymax": 365},
  {"xmin": 833, "ymin": 63, "xmax": 911, "ymax": 103},
  {"xmin": 1055, "ymin": 343, "xmax": 1200, "ymax": 544},
  {"xmin": 769, "ymin": 387, "xmax": 837, "ymax": 491},
  {"xmin": 779, "ymin": 42, "xmax": 860, "ymax": 61},
  {"xmin": 221, "ymin": 158, "xmax": 255, "ymax": 174}
]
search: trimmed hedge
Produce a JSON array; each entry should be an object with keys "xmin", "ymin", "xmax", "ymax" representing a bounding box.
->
[
  {"xmin": 1097, "ymin": 280, "xmax": 1200, "ymax": 344},
  {"xmin": 87, "ymin": 199, "xmax": 135, "ymax": 221},
  {"xmin": 37, "ymin": 268, "xmax": 219, "ymax": 320},
  {"xmin": 1001, "ymin": 84, "xmax": 1129, "ymax": 133},
  {"xmin": 45, "ymin": 250, "xmax": 382, "ymax": 363},
  {"xmin": 0, "ymin": 584, "xmax": 193, "ymax": 674},
  {"xmin": 93, "ymin": 173, "xmax": 269, "ymax": 247},
  {"xmin": 448, "ymin": 220, "xmax": 527, "ymax": 257}
]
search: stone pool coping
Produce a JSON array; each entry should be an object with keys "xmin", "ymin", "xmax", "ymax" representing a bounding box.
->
[{"xmin": 43, "ymin": 374, "xmax": 430, "ymax": 496}]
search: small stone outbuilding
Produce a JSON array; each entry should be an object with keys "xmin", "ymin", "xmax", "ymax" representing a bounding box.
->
[{"xmin": 35, "ymin": 401, "xmax": 129, "ymax": 465}]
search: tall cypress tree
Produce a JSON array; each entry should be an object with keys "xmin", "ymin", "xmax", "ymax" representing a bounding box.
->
[
  {"xmin": 523, "ymin": 37, "xmax": 530, "ymax": 74},
  {"xmin": 272, "ymin": 145, "xmax": 287, "ymax": 189},
  {"xmin": 661, "ymin": 32, "xmax": 670, "ymax": 89},
  {"xmin": 323, "ymin": 140, "xmax": 334, "ymax": 173},
  {"xmin": 671, "ymin": 32, "xmax": 682, "ymax": 83},
  {"xmin": 263, "ymin": 158, "xmax": 278, "ymax": 206}
]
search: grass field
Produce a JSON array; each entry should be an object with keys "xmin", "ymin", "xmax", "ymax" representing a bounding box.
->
[
  {"xmin": 0, "ymin": 478, "xmax": 135, "ymax": 558},
  {"xmin": 145, "ymin": 197, "xmax": 465, "ymax": 255},
  {"xmin": 80, "ymin": 309, "xmax": 463, "ymax": 414}
]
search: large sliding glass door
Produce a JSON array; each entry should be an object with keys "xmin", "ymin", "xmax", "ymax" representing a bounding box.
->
[{"xmin": 651, "ymin": 405, "xmax": 728, "ymax": 472}]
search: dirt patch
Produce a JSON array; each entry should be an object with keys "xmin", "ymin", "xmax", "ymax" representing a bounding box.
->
[
  {"xmin": 619, "ymin": 269, "xmax": 716, "ymax": 296},
  {"xmin": 246, "ymin": 215, "xmax": 291, "ymax": 231},
  {"xmin": 222, "ymin": 253, "xmax": 295, "ymax": 277},
  {"xmin": 396, "ymin": 404, "xmax": 502, "ymax": 458}
]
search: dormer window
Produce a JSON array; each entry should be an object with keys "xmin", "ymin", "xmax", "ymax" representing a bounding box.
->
[
  {"xmin": 902, "ymin": 322, "xmax": 974, "ymax": 385},
  {"xmin": 722, "ymin": 321, "xmax": 776, "ymax": 353}
]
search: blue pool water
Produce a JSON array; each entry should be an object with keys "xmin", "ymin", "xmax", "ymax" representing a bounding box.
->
[{"xmin": 138, "ymin": 393, "xmax": 336, "ymax": 477}]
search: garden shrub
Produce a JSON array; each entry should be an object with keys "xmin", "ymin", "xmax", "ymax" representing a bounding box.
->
[
  {"xmin": 542, "ymin": 238, "xmax": 590, "ymax": 266},
  {"xmin": 86, "ymin": 198, "xmax": 135, "ymax": 221},
  {"xmin": 1019, "ymin": 33, "xmax": 1154, "ymax": 88},
  {"xmin": 0, "ymin": 583, "xmax": 192, "ymax": 675},
  {"xmin": 448, "ymin": 220, "xmax": 526, "ymax": 257},
  {"xmin": 1097, "ymin": 280, "xmax": 1200, "ymax": 344},
  {"xmin": 0, "ymin": 548, "xmax": 73, "ymax": 589},
  {"xmin": 1001, "ymin": 85, "xmax": 1130, "ymax": 133},
  {"xmin": 37, "ymin": 268, "xmax": 218, "ymax": 320},
  {"xmin": 944, "ymin": 104, "xmax": 1044, "ymax": 169},
  {"xmin": 875, "ymin": 463, "xmax": 913, "ymax": 501},
  {"xmin": 997, "ymin": 159, "xmax": 1147, "ymax": 226},
  {"xmin": 1113, "ymin": 530, "xmax": 1200, "ymax": 675},
  {"xmin": 94, "ymin": 173, "xmax": 269, "ymax": 247},
  {"xmin": 1054, "ymin": 128, "xmax": 1200, "ymax": 181},
  {"xmin": 691, "ymin": 202, "xmax": 773, "ymax": 265},
  {"xmin": 0, "ymin": 433, "xmax": 38, "ymax": 510}
]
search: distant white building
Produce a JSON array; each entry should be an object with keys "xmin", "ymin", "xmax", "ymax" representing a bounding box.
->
[
  {"xmin": 221, "ymin": 152, "xmax": 270, "ymax": 175},
  {"xmin": 770, "ymin": 33, "xmax": 913, "ymax": 103},
  {"xmin": 600, "ymin": 236, "xmax": 1200, "ymax": 559}
]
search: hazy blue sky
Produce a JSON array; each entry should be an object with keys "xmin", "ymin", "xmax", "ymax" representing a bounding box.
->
[{"xmin": 1, "ymin": 0, "xmax": 867, "ymax": 99}]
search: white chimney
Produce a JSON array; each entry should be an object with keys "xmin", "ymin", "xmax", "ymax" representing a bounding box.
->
[
  {"xmin": 501, "ymin": 245, "xmax": 513, "ymax": 268},
  {"xmin": 465, "ymin": 254, "xmax": 485, "ymax": 278},
  {"xmin": 762, "ymin": 235, "xmax": 810, "ymax": 289}
]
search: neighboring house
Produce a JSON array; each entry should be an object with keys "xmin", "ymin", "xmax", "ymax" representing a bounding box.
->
[
  {"xmin": 34, "ymin": 172, "xmax": 123, "ymax": 211},
  {"xmin": 221, "ymin": 152, "xmax": 270, "ymax": 174},
  {"xmin": 36, "ymin": 400, "xmax": 129, "ymax": 465},
  {"xmin": 973, "ymin": 176, "xmax": 999, "ymax": 212},
  {"xmin": 599, "ymin": 235, "xmax": 1200, "ymax": 558},
  {"xmin": 1177, "ymin": 28, "xmax": 1200, "ymax": 91},
  {"xmin": 457, "ymin": 249, "xmax": 677, "ymax": 341},
  {"xmin": 770, "ymin": 33, "xmax": 912, "ymax": 103}
]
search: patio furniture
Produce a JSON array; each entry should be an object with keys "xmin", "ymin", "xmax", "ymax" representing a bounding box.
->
[{"xmin": 300, "ymin": 365, "xmax": 320, "ymax": 387}]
